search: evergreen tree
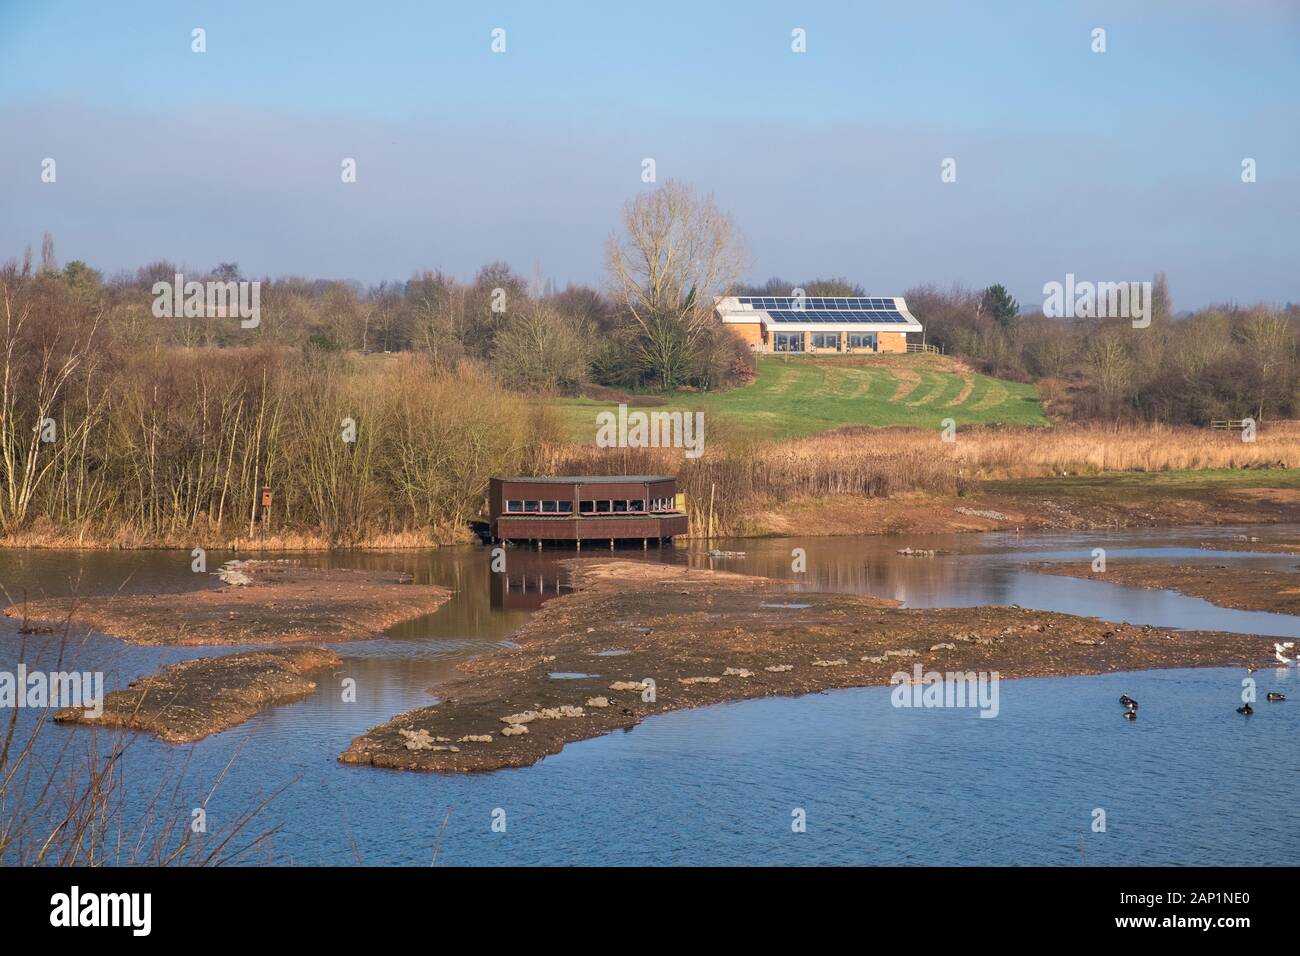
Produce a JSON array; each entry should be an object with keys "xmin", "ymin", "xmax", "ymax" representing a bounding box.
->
[{"xmin": 980, "ymin": 284, "xmax": 1019, "ymax": 327}]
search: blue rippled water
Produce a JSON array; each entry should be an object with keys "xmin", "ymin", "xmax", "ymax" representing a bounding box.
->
[{"xmin": 1, "ymin": 525, "xmax": 1297, "ymax": 865}]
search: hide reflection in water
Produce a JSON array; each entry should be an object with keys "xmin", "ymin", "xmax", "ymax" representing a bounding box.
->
[{"xmin": 490, "ymin": 554, "xmax": 575, "ymax": 611}]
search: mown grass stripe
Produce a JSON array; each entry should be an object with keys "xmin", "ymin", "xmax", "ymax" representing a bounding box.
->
[{"xmin": 552, "ymin": 354, "xmax": 1047, "ymax": 441}]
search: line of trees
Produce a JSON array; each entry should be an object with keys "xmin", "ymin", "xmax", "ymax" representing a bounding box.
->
[
  {"xmin": 736, "ymin": 274, "xmax": 1296, "ymax": 423},
  {"xmin": 0, "ymin": 183, "xmax": 751, "ymax": 542},
  {"xmin": 0, "ymin": 271, "xmax": 557, "ymax": 541},
  {"xmin": 6, "ymin": 182, "xmax": 754, "ymax": 403},
  {"xmin": 908, "ymin": 277, "xmax": 1298, "ymax": 423},
  {"xmin": 2, "ymin": 183, "xmax": 1296, "ymax": 544}
]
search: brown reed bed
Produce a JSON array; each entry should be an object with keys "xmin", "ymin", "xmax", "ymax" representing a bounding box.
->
[{"xmin": 539, "ymin": 421, "xmax": 1299, "ymax": 538}]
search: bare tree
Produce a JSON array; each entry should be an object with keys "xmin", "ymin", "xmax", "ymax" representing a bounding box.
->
[
  {"xmin": 1086, "ymin": 330, "xmax": 1134, "ymax": 419},
  {"xmin": 605, "ymin": 180, "xmax": 745, "ymax": 389},
  {"xmin": 0, "ymin": 275, "xmax": 101, "ymax": 532},
  {"xmin": 406, "ymin": 271, "xmax": 465, "ymax": 366},
  {"xmin": 39, "ymin": 232, "xmax": 56, "ymax": 273},
  {"xmin": 1240, "ymin": 310, "xmax": 1295, "ymax": 420},
  {"xmin": 493, "ymin": 304, "xmax": 591, "ymax": 394}
]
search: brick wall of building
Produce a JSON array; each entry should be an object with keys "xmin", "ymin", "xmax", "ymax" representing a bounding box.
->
[
  {"xmin": 877, "ymin": 331, "xmax": 908, "ymax": 353},
  {"xmin": 728, "ymin": 321, "xmax": 768, "ymax": 351},
  {"xmin": 726, "ymin": 323, "xmax": 911, "ymax": 354}
]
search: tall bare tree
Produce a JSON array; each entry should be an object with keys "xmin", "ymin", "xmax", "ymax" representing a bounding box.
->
[
  {"xmin": 1086, "ymin": 330, "xmax": 1134, "ymax": 419},
  {"xmin": 0, "ymin": 274, "xmax": 101, "ymax": 531},
  {"xmin": 605, "ymin": 180, "xmax": 745, "ymax": 389},
  {"xmin": 1240, "ymin": 310, "xmax": 1295, "ymax": 420}
]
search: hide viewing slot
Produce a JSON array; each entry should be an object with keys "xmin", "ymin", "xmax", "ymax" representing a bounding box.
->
[{"xmin": 484, "ymin": 476, "xmax": 688, "ymax": 548}]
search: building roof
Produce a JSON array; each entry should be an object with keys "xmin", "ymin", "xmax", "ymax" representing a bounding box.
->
[
  {"xmin": 714, "ymin": 295, "xmax": 923, "ymax": 332},
  {"xmin": 496, "ymin": 475, "xmax": 676, "ymax": 484}
]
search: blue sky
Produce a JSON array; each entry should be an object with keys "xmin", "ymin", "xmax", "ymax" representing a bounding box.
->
[{"xmin": 1, "ymin": 0, "xmax": 1297, "ymax": 307}]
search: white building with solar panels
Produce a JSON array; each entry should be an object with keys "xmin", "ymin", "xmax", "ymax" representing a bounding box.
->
[{"xmin": 714, "ymin": 296, "xmax": 924, "ymax": 354}]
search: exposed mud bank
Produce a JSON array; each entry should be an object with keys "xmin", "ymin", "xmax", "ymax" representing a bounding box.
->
[
  {"xmin": 3, "ymin": 561, "xmax": 452, "ymax": 646},
  {"xmin": 1199, "ymin": 534, "xmax": 1300, "ymax": 555},
  {"xmin": 751, "ymin": 476, "xmax": 1300, "ymax": 538},
  {"xmin": 339, "ymin": 560, "xmax": 1278, "ymax": 773},
  {"xmin": 55, "ymin": 646, "xmax": 341, "ymax": 742},
  {"xmin": 1031, "ymin": 561, "xmax": 1300, "ymax": 615}
]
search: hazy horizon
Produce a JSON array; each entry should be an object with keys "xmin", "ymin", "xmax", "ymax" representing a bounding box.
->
[{"xmin": 2, "ymin": 0, "xmax": 1297, "ymax": 310}]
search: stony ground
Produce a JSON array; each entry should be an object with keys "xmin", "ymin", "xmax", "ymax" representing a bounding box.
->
[
  {"xmin": 339, "ymin": 559, "xmax": 1281, "ymax": 773},
  {"xmin": 55, "ymin": 646, "xmax": 341, "ymax": 742},
  {"xmin": 3, "ymin": 560, "xmax": 451, "ymax": 646}
]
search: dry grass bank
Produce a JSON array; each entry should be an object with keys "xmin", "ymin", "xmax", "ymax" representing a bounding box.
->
[
  {"xmin": 796, "ymin": 421, "xmax": 1299, "ymax": 479},
  {"xmin": 540, "ymin": 421, "xmax": 1299, "ymax": 537},
  {"xmin": 5, "ymin": 413, "xmax": 1295, "ymax": 548},
  {"xmin": 0, "ymin": 521, "xmax": 454, "ymax": 551}
]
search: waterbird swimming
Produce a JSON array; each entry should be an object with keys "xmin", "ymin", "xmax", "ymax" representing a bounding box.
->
[
  {"xmin": 1122, "ymin": 708, "xmax": 1136, "ymax": 720},
  {"xmin": 1119, "ymin": 694, "xmax": 1138, "ymax": 710},
  {"xmin": 1266, "ymin": 692, "xmax": 1286, "ymax": 702},
  {"xmin": 1237, "ymin": 703, "xmax": 1254, "ymax": 715}
]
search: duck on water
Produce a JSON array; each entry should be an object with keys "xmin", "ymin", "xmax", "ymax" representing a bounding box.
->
[{"xmin": 1120, "ymin": 694, "xmax": 1138, "ymax": 719}]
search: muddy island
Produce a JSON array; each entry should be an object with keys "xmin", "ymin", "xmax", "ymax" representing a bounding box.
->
[
  {"xmin": 56, "ymin": 646, "xmax": 341, "ymax": 742},
  {"xmin": 3, "ymin": 560, "xmax": 452, "ymax": 646},
  {"xmin": 1031, "ymin": 561, "xmax": 1300, "ymax": 615},
  {"xmin": 339, "ymin": 559, "xmax": 1279, "ymax": 773}
]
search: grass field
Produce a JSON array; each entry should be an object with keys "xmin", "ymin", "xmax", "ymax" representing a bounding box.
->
[{"xmin": 555, "ymin": 353, "xmax": 1047, "ymax": 442}]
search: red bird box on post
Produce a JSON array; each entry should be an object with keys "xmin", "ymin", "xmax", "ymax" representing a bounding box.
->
[{"xmin": 260, "ymin": 487, "xmax": 273, "ymax": 508}]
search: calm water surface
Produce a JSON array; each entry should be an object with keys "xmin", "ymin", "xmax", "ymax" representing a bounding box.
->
[{"xmin": 1, "ymin": 524, "xmax": 1297, "ymax": 865}]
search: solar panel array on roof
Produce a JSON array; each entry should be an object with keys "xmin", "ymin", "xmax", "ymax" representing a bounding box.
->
[
  {"xmin": 737, "ymin": 297, "xmax": 897, "ymax": 311},
  {"xmin": 765, "ymin": 310, "xmax": 909, "ymax": 324}
]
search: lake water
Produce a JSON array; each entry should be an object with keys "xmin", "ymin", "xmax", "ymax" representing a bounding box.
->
[{"xmin": 1, "ymin": 524, "xmax": 1298, "ymax": 865}]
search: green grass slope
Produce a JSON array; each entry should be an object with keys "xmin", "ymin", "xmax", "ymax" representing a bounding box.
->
[{"xmin": 556, "ymin": 353, "xmax": 1047, "ymax": 442}]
